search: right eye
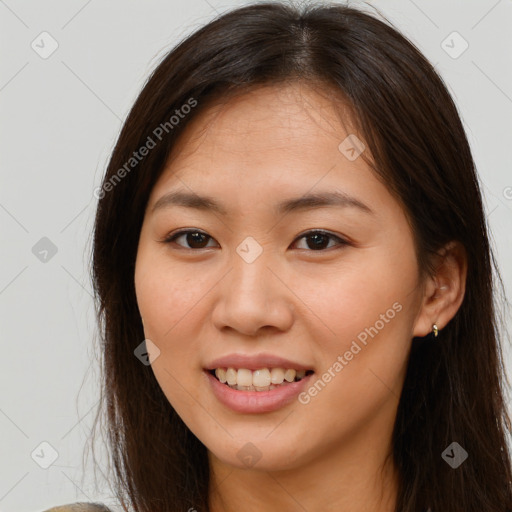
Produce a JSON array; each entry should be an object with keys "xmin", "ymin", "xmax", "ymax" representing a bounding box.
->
[{"xmin": 161, "ymin": 229, "xmax": 219, "ymax": 250}]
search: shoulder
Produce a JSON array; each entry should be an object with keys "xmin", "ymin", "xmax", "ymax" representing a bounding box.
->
[{"xmin": 41, "ymin": 503, "xmax": 113, "ymax": 512}]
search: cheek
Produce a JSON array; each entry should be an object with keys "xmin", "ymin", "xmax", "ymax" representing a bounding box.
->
[
  {"xmin": 135, "ymin": 254, "xmax": 206, "ymax": 415},
  {"xmin": 298, "ymin": 245, "xmax": 419, "ymax": 401},
  {"xmin": 301, "ymin": 297, "xmax": 411, "ymax": 406},
  {"xmin": 304, "ymin": 250, "xmax": 418, "ymax": 347},
  {"xmin": 135, "ymin": 258, "xmax": 194, "ymax": 397},
  {"xmin": 135, "ymin": 249, "xmax": 206, "ymax": 339}
]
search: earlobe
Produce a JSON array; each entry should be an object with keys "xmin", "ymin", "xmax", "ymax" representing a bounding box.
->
[{"xmin": 412, "ymin": 241, "xmax": 467, "ymax": 339}]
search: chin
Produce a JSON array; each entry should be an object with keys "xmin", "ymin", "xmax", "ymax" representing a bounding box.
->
[{"xmin": 205, "ymin": 433, "xmax": 311, "ymax": 472}]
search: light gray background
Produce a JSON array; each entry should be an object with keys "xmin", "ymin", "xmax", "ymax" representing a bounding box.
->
[{"xmin": 1, "ymin": 0, "xmax": 511, "ymax": 511}]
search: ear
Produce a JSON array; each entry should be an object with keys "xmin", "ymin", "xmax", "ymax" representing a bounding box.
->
[{"xmin": 412, "ymin": 241, "xmax": 468, "ymax": 338}]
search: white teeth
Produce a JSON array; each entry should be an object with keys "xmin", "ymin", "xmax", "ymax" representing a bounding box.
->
[
  {"xmin": 237, "ymin": 368, "xmax": 253, "ymax": 387},
  {"xmin": 284, "ymin": 369, "xmax": 296, "ymax": 382},
  {"xmin": 270, "ymin": 367, "xmax": 285, "ymax": 384},
  {"xmin": 215, "ymin": 368, "xmax": 227, "ymax": 383},
  {"xmin": 226, "ymin": 368, "xmax": 237, "ymax": 386},
  {"xmin": 252, "ymin": 368, "xmax": 271, "ymax": 387},
  {"xmin": 212, "ymin": 367, "xmax": 311, "ymax": 388}
]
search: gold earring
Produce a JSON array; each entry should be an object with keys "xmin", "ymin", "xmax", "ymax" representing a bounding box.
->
[{"xmin": 432, "ymin": 324, "xmax": 439, "ymax": 338}]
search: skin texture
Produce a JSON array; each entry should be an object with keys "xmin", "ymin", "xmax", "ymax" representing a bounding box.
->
[{"xmin": 134, "ymin": 83, "xmax": 467, "ymax": 512}]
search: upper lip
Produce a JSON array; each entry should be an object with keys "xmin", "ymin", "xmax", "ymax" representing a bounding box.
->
[{"xmin": 205, "ymin": 352, "xmax": 314, "ymax": 372}]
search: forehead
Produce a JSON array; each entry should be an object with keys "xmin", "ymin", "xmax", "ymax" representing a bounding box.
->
[
  {"xmin": 153, "ymin": 83, "xmax": 369, "ymax": 188},
  {"xmin": 145, "ymin": 83, "xmax": 406, "ymax": 235}
]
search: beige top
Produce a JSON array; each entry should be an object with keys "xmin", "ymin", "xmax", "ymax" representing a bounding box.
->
[{"xmin": 42, "ymin": 503, "xmax": 112, "ymax": 512}]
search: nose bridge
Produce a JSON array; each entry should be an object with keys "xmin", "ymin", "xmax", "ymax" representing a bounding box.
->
[
  {"xmin": 227, "ymin": 231, "xmax": 271, "ymax": 284},
  {"xmin": 229, "ymin": 239, "xmax": 274, "ymax": 304},
  {"xmin": 212, "ymin": 239, "xmax": 293, "ymax": 335}
]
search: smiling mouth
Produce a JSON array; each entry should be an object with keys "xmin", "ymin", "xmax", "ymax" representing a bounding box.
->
[{"xmin": 209, "ymin": 367, "xmax": 314, "ymax": 391}]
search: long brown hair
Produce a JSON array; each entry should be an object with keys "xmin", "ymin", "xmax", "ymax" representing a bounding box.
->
[{"xmin": 89, "ymin": 2, "xmax": 512, "ymax": 511}]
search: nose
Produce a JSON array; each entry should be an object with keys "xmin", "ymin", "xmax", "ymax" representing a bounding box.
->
[{"xmin": 211, "ymin": 253, "xmax": 294, "ymax": 337}]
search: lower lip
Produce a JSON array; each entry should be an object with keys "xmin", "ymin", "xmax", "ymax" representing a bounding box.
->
[{"xmin": 204, "ymin": 370, "xmax": 313, "ymax": 414}]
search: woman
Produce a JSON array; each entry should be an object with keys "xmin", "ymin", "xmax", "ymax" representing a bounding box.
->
[{"xmin": 51, "ymin": 2, "xmax": 512, "ymax": 511}]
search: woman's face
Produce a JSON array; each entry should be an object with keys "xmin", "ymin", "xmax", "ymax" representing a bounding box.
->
[{"xmin": 134, "ymin": 83, "xmax": 426, "ymax": 472}]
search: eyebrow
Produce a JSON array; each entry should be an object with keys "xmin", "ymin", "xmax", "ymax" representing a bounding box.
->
[{"xmin": 151, "ymin": 190, "xmax": 374, "ymax": 216}]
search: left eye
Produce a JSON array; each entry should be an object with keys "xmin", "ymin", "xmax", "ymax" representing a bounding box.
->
[
  {"xmin": 163, "ymin": 230, "xmax": 218, "ymax": 249},
  {"xmin": 293, "ymin": 230, "xmax": 347, "ymax": 251},
  {"xmin": 162, "ymin": 229, "xmax": 347, "ymax": 251}
]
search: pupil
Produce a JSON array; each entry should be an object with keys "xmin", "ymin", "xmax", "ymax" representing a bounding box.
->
[
  {"xmin": 308, "ymin": 233, "xmax": 328, "ymax": 250},
  {"xmin": 188, "ymin": 232, "xmax": 207, "ymax": 248}
]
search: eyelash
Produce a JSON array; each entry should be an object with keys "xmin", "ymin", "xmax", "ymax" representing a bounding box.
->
[{"xmin": 160, "ymin": 229, "xmax": 349, "ymax": 252}]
